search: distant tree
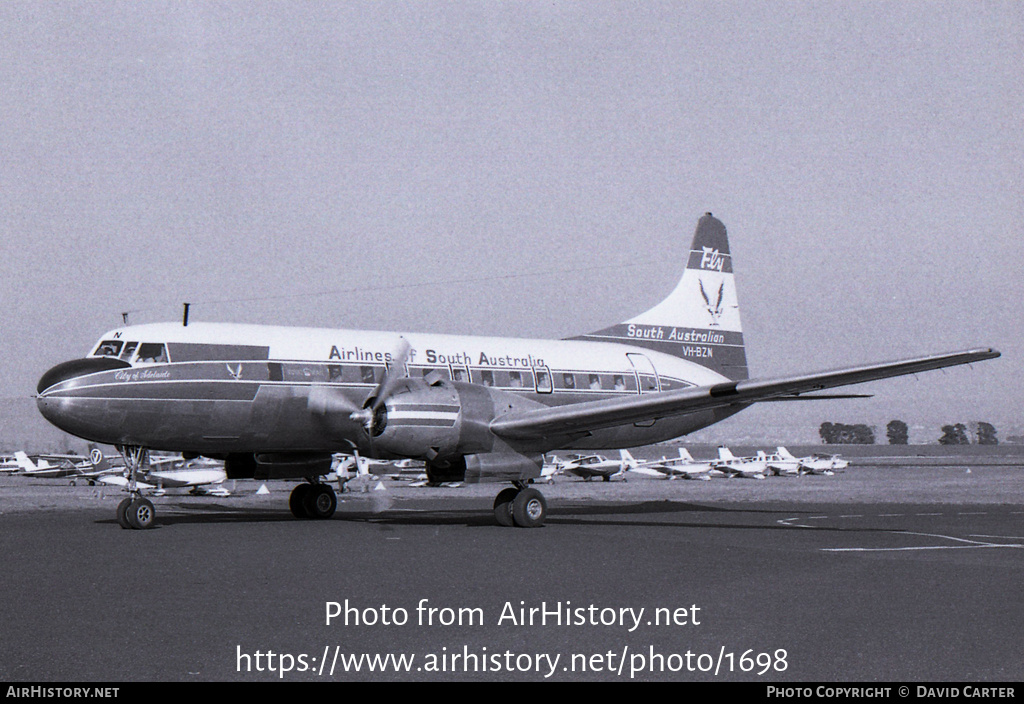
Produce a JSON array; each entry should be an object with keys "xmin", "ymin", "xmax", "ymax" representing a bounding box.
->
[
  {"xmin": 938, "ymin": 423, "xmax": 970, "ymax": 445},
  {"xmin": 820, "ymin": 422, "xmax": 875, "ymax": 444},
  {"xmin": 976, "ymin": 422, "xmax": 998, "ymax": 445},
  {"xmin": 886, "ymin": 420, "xmax": 909, "ymax": 445}
]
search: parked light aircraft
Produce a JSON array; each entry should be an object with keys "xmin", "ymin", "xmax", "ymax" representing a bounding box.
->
[
  {"xmin": 13, "ymin": 446, "xmax": 121, "ymax": 484},
  {"xmin": 779, "ymin": 447, "xmax": 849, "ymax": 475},
  {"xmin": 760, "ymin": 448, "xmax": 801, "ymax": 477},
  {"xmin": 631, "ymin": 447, "xmax": 715, "ymax": 480},
  {"xmin": 99, "ymin": 455, "xmax": 228, "ymax": 498},
  {"xmin": 35, "ymin": 213, "xmax": 999, "ymax": 529},
  {"xmin": 556, "ymin": 450, "xmax": 634, "ymax": 482},
  {"xmin": 714, "ymin": 447, "xmax": 768, "ymax": 479},
  {"xmin": 528, "ymin": 456, "xmax": 561, "ymax": 482}
]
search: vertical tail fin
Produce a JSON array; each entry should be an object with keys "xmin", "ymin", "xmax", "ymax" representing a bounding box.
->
[
  {"xmin": 572, "ymin": 213, "xmax": 748, "ymax": 380},
  {"xmin": 777, "ymin": 447, "xmax": 795, "ymax": 459},
  {"xmin": 88, "ymin": 444, "xmax": 107, "ymax": 471},
  {"xmin": 14, "ymin": 452, "xmax": 37, "ymax": 472},
  {"xmin": 619, "ymin": 449, "xmax": 637, "ymax": 469},
  {"xmin": 678, "ymin": 448, "xmax": 695, "ymax": 462},
  {"xmin": 718, "ymin": 446, "xmax": 735, "ymax": 460}
]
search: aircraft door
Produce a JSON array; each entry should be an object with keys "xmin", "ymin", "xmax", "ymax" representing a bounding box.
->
[
  {"xmin": 534, "ymin": 366, "xmax": 553, "ymax": 394},
  {"xmin": 626, "ymin": 353, "xmax": 661, "ymax": 394}
]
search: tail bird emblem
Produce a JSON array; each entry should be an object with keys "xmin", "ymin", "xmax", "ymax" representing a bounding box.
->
[
  {"xmin": 699, "ymin": 279, "xmax": 725, "ymax": 326},
  {"xmin": 226, "ymin": 363, "xmax": 243, "ymax": 381}
]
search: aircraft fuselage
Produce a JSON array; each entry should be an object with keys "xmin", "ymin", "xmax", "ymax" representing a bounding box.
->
[{"xmin": 36, "ymin": 322, "xmax": 743, "ymax": 461}]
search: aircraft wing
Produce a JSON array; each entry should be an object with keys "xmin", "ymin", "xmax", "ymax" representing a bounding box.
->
[
  {"xmin": 490, "ymin": 348, "xmax": 999, "ymax": 440},
  {"xmin": 99, "ymin": 476, "xmax": 156, "ymax": 490}
]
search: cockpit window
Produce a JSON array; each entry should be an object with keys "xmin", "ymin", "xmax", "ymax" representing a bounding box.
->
[
  {"xmin": 93, "ymin": 340, "xmax": 124, "ymax": 358},
  {"xmin": 119, "ymin": 342, "xmax": 138, "ymax": 361},
  {"xmin": 135, "ymin": 343, "xmax": 169, "ymax": 364}
]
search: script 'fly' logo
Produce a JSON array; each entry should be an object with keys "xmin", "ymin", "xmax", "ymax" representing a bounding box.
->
[
  {"xmin": 226, "ymin": 363, "xmax": 243, "ymax": 381},
  {"xmin": 698, "ymin": 279, "xmax": 725, "ymax": 326},
  {"xmin": 700, "ymin": 247, "xmax": 724, "ymax": 271}
]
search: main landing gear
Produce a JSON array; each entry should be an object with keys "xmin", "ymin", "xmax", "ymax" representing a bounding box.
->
[
  {"xmin": 114, "ymin": 445, "xmax": 155, "ymax": 530},
  {"xmin": 493, "ymin": 483, "xmax": 547, "ymax": 528},
  {"xmin": 289, "ymin": 481, "xmax": 337, "ymax": 520}
]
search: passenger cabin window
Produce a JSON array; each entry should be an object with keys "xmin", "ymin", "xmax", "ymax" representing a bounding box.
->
[
  {"xmin": 93, "ymin": 340, "xmax": 123, "ymax": 358},
  {"xmin": 562, "ymin": 373, "xmax": 576, "ymax": 389},
  {"xmin": 509, "ymin": 371, "xmax": 523, "ymax": 388},
  {"xmin": 589, "ymin": 374, "xmax": 602, "ymax": 390},
  {"xmin": 360, "ymin": 366, "xmax": 377, "ymax": 384},
  {"xmin": 479, "ymin": 370, "xmax": 494, "ymax": 387},
  {"xmin": 135, "ymin": 343, "xmax": 168, "ymax": 364},
  {"xmin": 613, "ymin": 375, "xmax": 626, "ymax": 391}
]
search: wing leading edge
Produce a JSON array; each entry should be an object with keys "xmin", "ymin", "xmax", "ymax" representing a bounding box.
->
[{"xmin": 489, "ymin": 348, "xmax": 1000, "ymax": 440}]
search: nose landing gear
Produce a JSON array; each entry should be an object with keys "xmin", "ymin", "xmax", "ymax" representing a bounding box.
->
[{"xmin": 114, "ymin": 445, "xmax": 156, "ymax": 530}]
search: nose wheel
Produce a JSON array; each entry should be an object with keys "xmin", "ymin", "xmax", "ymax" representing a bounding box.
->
[
  {"xmin": 117, "ymin": 496, "xmax": 155, "ymax": 529},
  {"xmin": 114, "ymin": 445, "xmax": 156, "ymax": 529},
  {"xmin": 493, "ymin": 484, "xmax": 547, "ymax": 528}
]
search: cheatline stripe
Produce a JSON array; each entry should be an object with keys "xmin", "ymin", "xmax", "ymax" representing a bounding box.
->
[
  {"xmin": 389, "ymin": 418, "xmax": 457, "ymax": 427},
  {"xmin": 575, "ymin": 333, "xmax": 745, "ymax": 348},
  {"xmin": 391, "ymin": 404, "xmax": 460, "ymax": 413},
  {"xmin": 388, "ymin": 411, "xmax": 460, "ymax": 421}
]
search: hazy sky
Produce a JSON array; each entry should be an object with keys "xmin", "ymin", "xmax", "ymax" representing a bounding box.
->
[{"xmin": 1, "ymin": 1, "xmax": 1020, "ymax": 446}]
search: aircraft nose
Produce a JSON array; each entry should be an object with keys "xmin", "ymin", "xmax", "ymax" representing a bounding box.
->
[{"xmin": 37, "ymin": 357, "xmax": 131, "ymax": 395}]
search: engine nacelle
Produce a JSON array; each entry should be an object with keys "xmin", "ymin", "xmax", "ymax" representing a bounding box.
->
[
  {"xmin": 362, "ymin": 377, "xmax": 546, "ymax": 461},
  {"xmin": 425, "ymin": 452, "xmax": 544, "ymax": 484},
  {"xmin": 369, "ymin": 377, "xmax": 464, "ymax": 459},
  {"xmin": 463, "ymin": 452, "xmax": 543, "ymax": 483}
]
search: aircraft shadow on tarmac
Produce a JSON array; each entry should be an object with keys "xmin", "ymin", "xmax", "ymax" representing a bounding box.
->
[{"xmin": 92, "ymin": 499, "xmax": 885, "ymax": 534}]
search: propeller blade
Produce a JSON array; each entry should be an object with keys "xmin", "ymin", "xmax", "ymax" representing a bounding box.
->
[
  {"xmin": 370, "ymin": 337, "xmax": 412, "ymax": 413},
  {"xmin": 308, "ymin": 385, "xmax": 362, "ymax": 417}
]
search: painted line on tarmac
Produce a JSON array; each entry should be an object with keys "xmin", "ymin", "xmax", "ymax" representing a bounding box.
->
[
  {"xmin": 971, "ymin": 534, "xmax": 1024, "ymax": 541},
  {"xmin": 823, "ymin": 531, "xmax": 1022, "ymax": 552},
  {"xmin": 777, "ymin": 512, "xmax": 1022, "ymax": 552}
]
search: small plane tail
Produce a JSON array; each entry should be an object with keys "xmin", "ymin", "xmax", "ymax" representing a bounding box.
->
[
  {"xmin": 619, "ymin": 449, "xmax": 638, "ymax": 469},
  {"xmin": 777, "ymin": 447, "xmax": 796, "ymax": 460},
  {"xmin": 677, "ymin": 447, "xmax": 695, "ymax": 462},
  {"xmin": 718, "ymin": 446, "xmax": 735, "ymax": 461},
  {"xmin": 572, "ymin": 213, "xmax": 748, "ymax": 380},
  {"xmin": 87, "ymin": 444, "xmax": 108, "ymax": 472},
  {"xmin": 14, "ymin": 451, "xmax": 37, "ymax": 472}
]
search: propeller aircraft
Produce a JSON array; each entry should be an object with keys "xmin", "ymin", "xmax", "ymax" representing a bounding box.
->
[{"xmin": 35, "ymin": 213, "xmax": 999, "ymax": 529}]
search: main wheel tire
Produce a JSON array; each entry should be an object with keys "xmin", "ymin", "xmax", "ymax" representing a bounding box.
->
[
  {"xmin": 304, "ymin": 484, "xmax": 337, "ymax": 519},
  {"xmin": 289, "ymin": 484, "xmax": 312, "ymax": 519},
  {"xmin": 125, "ymin": 497, "xmax": 155, "ymax": 529},
  {"xmin": 512, "ymin": 488, "xmax": 546, "ymax": 528},
  {"xmin": 116, "ymin": 497, "xmax": 133, "ymax": 529},
  {"xmin": 493, "ymin": 487, "xmax": 518, "ymax": 527}
]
